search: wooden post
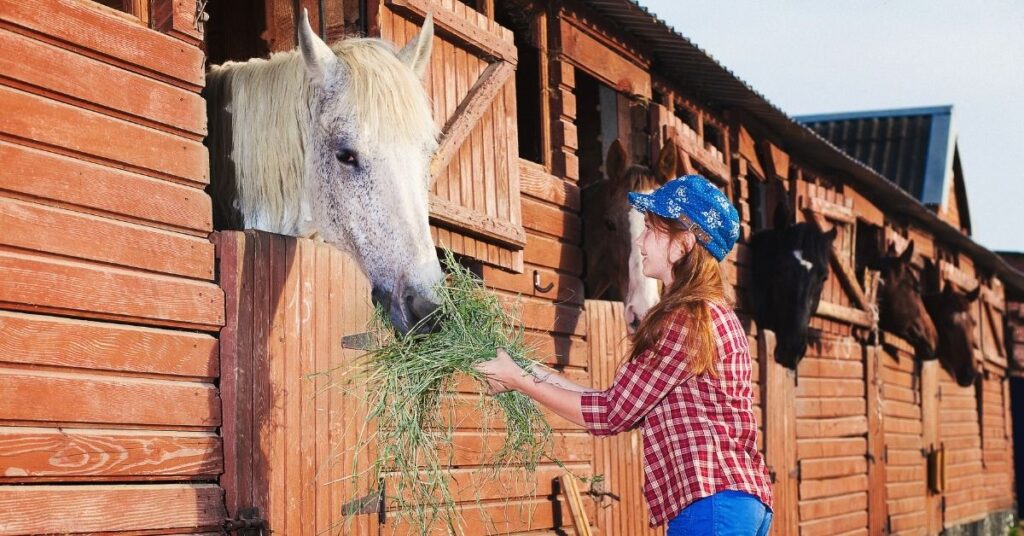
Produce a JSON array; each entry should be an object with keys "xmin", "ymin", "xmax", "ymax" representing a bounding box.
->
[
  {"xmin": 865, "ymin": 344, "xmax": 888, "ymax": 534},
  {"xmin": 761, "ymin": 330, "xmax": 798, "ymax": 536},
  {"xmin": 216, "ymin": 231, "xmax": 379, "ymax": 535},
  {"xmin": 921, "ymin": 360, "xmax": 943, "ymax": 533}
]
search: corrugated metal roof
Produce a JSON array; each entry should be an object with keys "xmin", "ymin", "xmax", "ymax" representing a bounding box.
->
[
  {"xmin": 796, "ymin": 106, "xmax": 959, "ymax": 210},
  {"xmin": 579, "ymin": 0, "xmax": 1022, "ymax": 291}
]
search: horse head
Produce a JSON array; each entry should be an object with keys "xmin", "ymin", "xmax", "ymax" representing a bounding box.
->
[
  {"xmin": 922, "ymin": 260, "xmax": 981, "ymax": 386},
  {"xmin": 300, "ymin": 15, "xmax": 445, "ymax": 334},
  {"xmin": 873, "ymin": 241, "xmax": 938, "ymax": 359},
  {"xmin": 207, "ymin": 11, "xmax": 445, "ymax": 334},
  {"xmin": 751, "ymin": 202, "xmax": 836, "ymax": 368},
  {"xmin": 583, "ymin": 138, "xmax": 682, "ymax": 332}
]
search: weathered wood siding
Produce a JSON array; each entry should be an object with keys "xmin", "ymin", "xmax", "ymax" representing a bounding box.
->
[
  {"xmin": 215, "ymin": 232, "xmax": 381, "ymax": 535},
  {"xmin": 586, "ymin": 300, "xmax": 666, "ymax": 536},
  {"xmin": 0, "ymin": 0, "xmax": 223, "ymax": 533}
]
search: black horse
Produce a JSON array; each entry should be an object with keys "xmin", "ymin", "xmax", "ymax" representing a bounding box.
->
[{"xmin": 751, "ymin": 205, "xmax": 836, "ymax": 368}]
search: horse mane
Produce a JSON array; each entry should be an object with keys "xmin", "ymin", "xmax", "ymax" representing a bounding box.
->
[{"xmin": 206, "ymin": 37, "xmax": 437, "ymax": 234}]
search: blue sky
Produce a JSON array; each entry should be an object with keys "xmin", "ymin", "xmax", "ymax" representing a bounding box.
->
[{"xmin": 638, "ymin": 1, "xmax": 1024, "ymax": 252}]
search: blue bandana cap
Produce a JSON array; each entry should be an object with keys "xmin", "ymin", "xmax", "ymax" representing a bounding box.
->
[{"xmin": 627, "ymin": 175, "xmax": 740, "ymax": 262}]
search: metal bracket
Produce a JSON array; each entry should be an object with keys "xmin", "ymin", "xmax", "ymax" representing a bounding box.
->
[
  {"xmin": 340, "ymin": 479, "xmax": 386, "ymax": 524},
  {"xmin": 342, "ymin": 331, "xmax": 373, "ymax": 350},
  {"xmin": 223, "ymin": 507, "xmax": 265, "ymax": 535},
  {"xmin": 585, "ymin": 479, "xmax": 620, "ymax": 509}
]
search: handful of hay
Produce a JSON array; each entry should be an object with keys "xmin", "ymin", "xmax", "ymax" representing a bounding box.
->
[{"xmin": 353, "ymin": 250, "xmax": 554, "ymax": 533}]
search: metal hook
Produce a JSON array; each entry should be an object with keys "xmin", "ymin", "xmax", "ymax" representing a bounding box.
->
[{"xmin": 533, "ymin": 270, "xmax": 554, "ymax": 293}]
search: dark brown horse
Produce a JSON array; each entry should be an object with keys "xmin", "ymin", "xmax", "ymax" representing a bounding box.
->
[
  {"xmin": 581, "ymin": 138, "xmax": 689, "ymax": 331},
  {"xmin": 874, "ymin": 242, "xmax": 938, "ymax": 360},
  {"xmin": 922, "ymin": 259, "xmax": 982, "ymax": 387},
  {"xmin": 750, "ymin": 203, "xmax": 837, "ymax": 368}
]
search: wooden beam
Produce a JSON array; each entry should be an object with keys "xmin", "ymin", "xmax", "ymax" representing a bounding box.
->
[
  {"xmin": 760, "ymin": 140, "xmax": 789, "ymax": 179},
  {"xmin": 806, "ymin": 195, "xmax": 856, "ymax": 225},
  {"xmin": 807, "ymin": 211, "xmax": 872, "ymax": 312},
  {"xmin": 559, "ymin": 475, "xmax": 594, "ymax": 536},
  {"xmin": 429, "ymin": 196, "xmax": 525, "ymax": 248},
  {"xmin": 816, "ymin": 300, "xmax": 874, "ymax": 328},
  {"xmin": 518, "ymin": 159, "xmax": 580, "ymax": 211},
  {"xmin": 429, "ymin": 61, "xmax": 516, "ymax": 183},
  {"xmin": 737, "ymin": 125, "xmax": 765, "ymax": 180},
  {"xmin": 984, "ymin": 301, "xmax": 1006, "ymax": 358},
  {"xmin": 387, "ymin": 0, "xmax": 517, "ymax": 63},
  {"xmin": 558, "ymin": 19, "xmax": 651, "ymax": 99},
  {"xmin": 939, "ymin": 260, "xmax": 978, "ymax": 292}
]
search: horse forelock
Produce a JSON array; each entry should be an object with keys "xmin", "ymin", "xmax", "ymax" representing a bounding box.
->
[
  {"xmin": 206, "ymin": 37, "xmax": 438, "ymax": 236},
  {"xmin": 331, "ymin": 38, "xmax": 438, "ymax": 150}
]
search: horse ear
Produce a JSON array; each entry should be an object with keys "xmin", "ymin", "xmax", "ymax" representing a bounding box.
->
[
  {"xmin": 966, "ymin": 285, "xmax": 981, "ymax": 302},
  {"xmin": 823, "ymin": 226, "xmax": 838, "ymax": 244},
  {"xmin": 656, "ymin": 139, "xmax": 677, "ymax": 182},
  {"xmin": 900, "ymin": 241, "xmax": 915, "ymax": 263},
  {"xmin": 605, "ymin": 139, "xmax": 628, "ymax": 181},
  {"xmin": 398, "ymin": 13, "xmax": 434, "ymax": 79},
  {"xmin": 297, "ymin": 8, "xmax": 337, "ymax": 84}
]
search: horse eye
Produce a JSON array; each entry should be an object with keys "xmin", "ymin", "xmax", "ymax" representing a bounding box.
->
[
  {"xmin": 605, "ymin": 219, "xmax": 616, "ymax": 231},
  {"xmin": 336, "ymin": 149, "xmax": 358, "ymax": 167}
]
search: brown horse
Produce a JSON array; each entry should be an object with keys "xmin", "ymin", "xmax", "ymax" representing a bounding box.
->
[
  {"xmin": 874, "ymin": 242, "xmax": 938, "ymax": 360},
  {"xmin": 922, "ymin": 259, "xmax": 982, "ymax": 387},
  {"xmin": 581, "ymin": 138, "xmax": 691, "ymax": 331}
]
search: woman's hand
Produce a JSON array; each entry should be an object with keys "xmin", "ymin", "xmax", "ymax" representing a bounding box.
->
[{"xmin": 473, "ymin": 348, "xmax": 528, "ymax": 395}]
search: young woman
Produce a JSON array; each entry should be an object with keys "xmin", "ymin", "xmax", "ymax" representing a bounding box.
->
[{"xmin": 474, "ymin": 175, "xmax": 773, "ymax": 535}]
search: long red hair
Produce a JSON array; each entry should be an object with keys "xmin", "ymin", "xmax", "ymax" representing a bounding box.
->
[{"xmin": 628, "ymin": 213, "xmax": 734, "ymax": 377}]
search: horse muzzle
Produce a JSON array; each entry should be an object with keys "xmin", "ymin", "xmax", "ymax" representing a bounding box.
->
[{"xmin": 371, "ymin": 281, "xmax": 441, "ymax": 335}]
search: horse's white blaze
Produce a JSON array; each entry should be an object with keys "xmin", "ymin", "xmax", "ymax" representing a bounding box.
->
[
  {"xmin": 625, "ymin": 205, "xmax": 660, "ymax": 330},
  {"xmin": 792, "ymin": 249, "xmax": 814, "ymax": 271}
]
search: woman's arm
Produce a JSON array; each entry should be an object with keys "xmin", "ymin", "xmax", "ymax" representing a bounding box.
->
[
  {"xmin": 528, "ymin": 363, "xmax": 599, "ymax": 393},
  {"xmin": 474, "ymin": 349, "xmax": 589, "ymax": 426}
]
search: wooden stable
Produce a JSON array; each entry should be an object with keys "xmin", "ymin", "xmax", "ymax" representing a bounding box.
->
[{"xmin": 1, "ymin": 0, "xmax": 1022, "ymax": 535}]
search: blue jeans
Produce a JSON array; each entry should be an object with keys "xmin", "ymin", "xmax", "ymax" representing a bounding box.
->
[{"xmin": 666, "ymin": 490, "xmax": 773, "ymax": 536}]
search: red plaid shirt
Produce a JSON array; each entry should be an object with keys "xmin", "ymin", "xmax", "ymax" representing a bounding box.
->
[{"xmin": 581, "ymin": 302, "xmax": 773, "ymax": 526}]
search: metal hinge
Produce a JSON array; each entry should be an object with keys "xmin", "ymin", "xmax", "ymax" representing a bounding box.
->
[
  {"xmin": 341, "ymin": 331, "xmax": 374, "ymax": 350},
  {"xmin": 223, "ymin": 507, "xmax": 266, "ymax": 535},
  {"xmin": 340, "ymin": 479, "xmax": 386, "ymax": 524}
]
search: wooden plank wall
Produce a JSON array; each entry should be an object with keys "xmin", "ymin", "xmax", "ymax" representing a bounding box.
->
[
  {"xmin": 217, "ymin": 232, "xmax": 594, "ymax": 535},
  {"xmin": 215, "ymin": 232, "xmax": 381, "ymax": 535},
  {"xmin": 586, "ymin": 300, "xmax": 665, "ymax": 536},
  {"xmin": 880, "ymin": 334, "xmax": 929, "ymax": 535},
  {"xmin": 794, "ymin": 336, "xmax": 870, "ymax": 536},
  {"xmin": 0, "ymin": 0, "xmax": 224, "ymax": 533},
  {"xmin": 937, "ymin": 366, "xmax": 987, "ymax": 525},
  {"xmin": 381, "ymin": 0, "xmax": 525, "ymax": 272}
]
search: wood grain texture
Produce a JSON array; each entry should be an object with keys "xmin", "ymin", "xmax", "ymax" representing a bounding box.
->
[
  {"xmin": 0, "ymin": 27, "xmax": 205, "ymax": 136},
  {"xmin": 0, "ymin": 85, "xmax": 209, "ymax": 185},
  {"xmin": 0, "ymin": 310, "xmax": 217, "ymax": 378},
  {"xmin": 0, "ymin": 369, "xmax": 220, "ymax": 428},
  {"xmin": 0, "ymin": 250, "xmax": 223, "ymax": 331},
  {"xmin": 0, "ymin": 427, "xmax": 221, "ymax": 482},
  {"xmin": 0, "ymin": 196, "xmax": 214, "ymax": 279},
  {"xmin": 0, "ymin": 0, "xmax": 205, "ymax": 88},
  {"xmin": 0, "ymin": 140, "xmax": 212, "ymax": 235},
  {"xmin": 0, "ymin": 483, "xmax": 224, "ymax": 534}
]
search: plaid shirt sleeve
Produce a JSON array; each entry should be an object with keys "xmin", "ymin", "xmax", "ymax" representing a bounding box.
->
[{"xmin": 581, "ymin": 312, "xmax": 696, "ymax": 436}]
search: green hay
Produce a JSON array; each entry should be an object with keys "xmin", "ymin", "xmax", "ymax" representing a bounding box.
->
[{"xmin": 352, "ymin": 250, "xmax": 554, "ymax": 534}]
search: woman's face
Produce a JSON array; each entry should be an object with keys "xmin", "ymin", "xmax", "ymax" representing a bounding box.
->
[{"xmin": 636, "ymin": 216, "xmax": 694, "ymax": 285}]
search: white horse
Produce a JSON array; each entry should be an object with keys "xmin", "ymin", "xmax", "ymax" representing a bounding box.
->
[{"xmin": 205, "ymin": 11, "xmax": 444, "ymax": 333}]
